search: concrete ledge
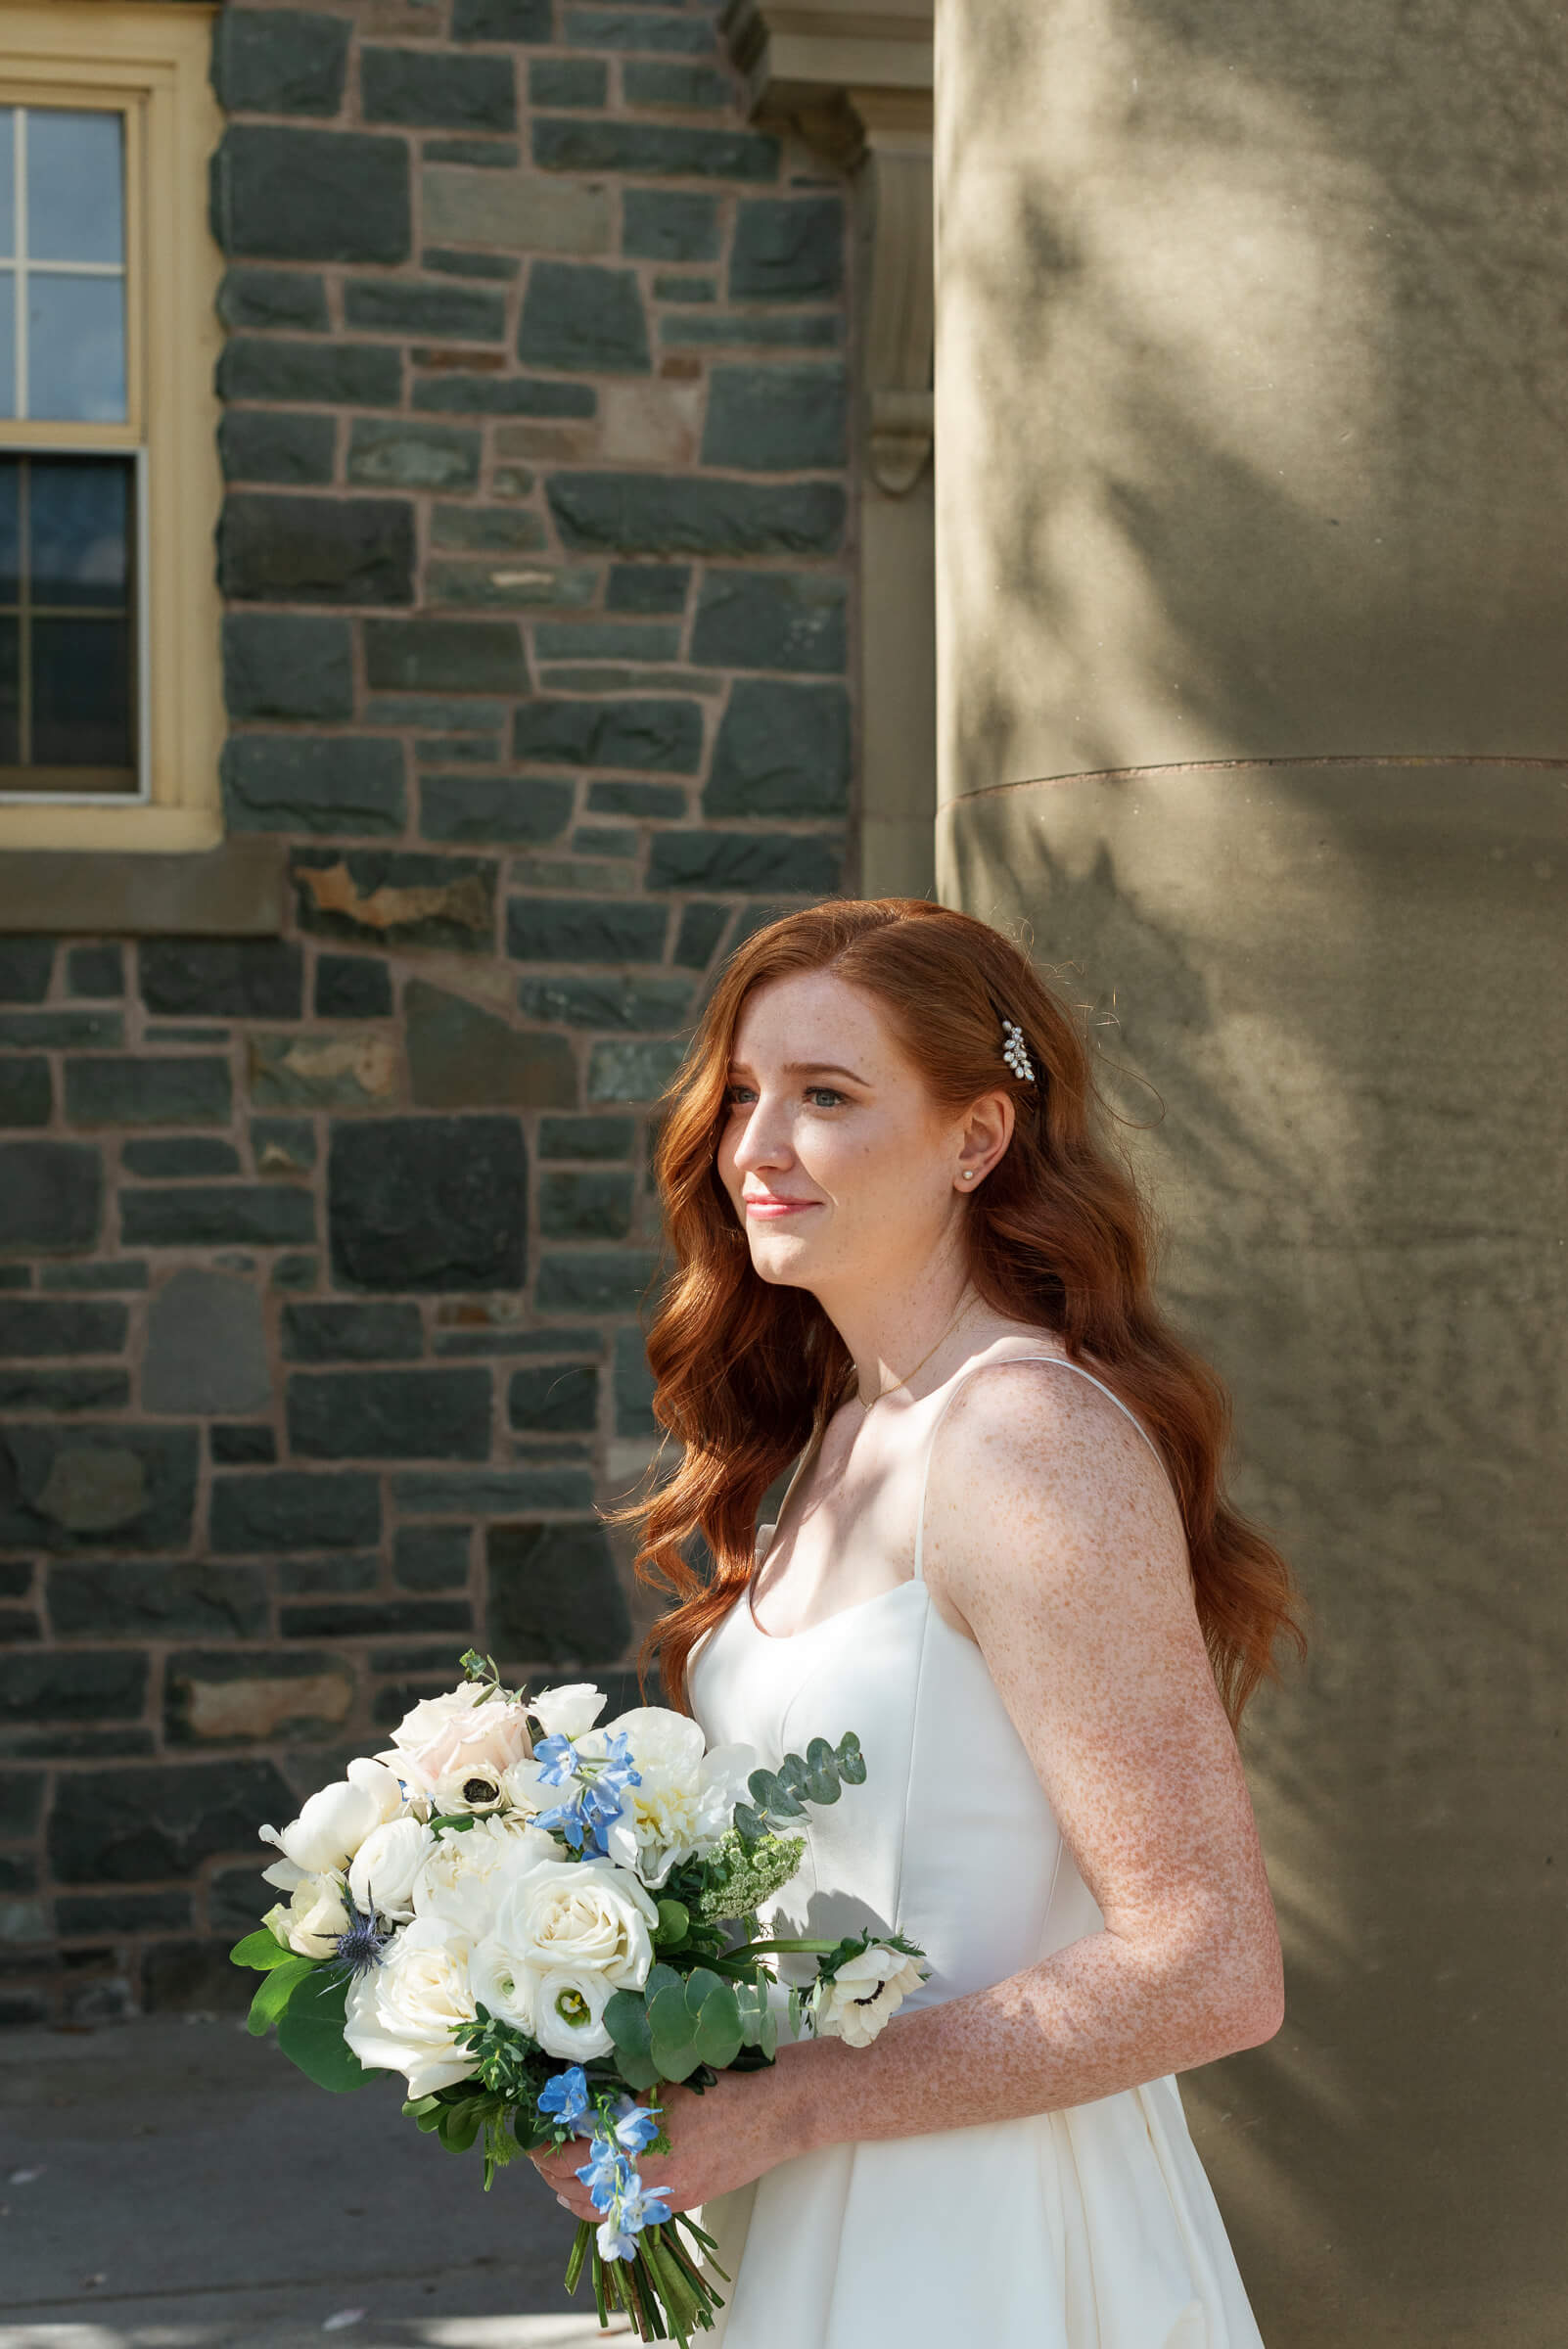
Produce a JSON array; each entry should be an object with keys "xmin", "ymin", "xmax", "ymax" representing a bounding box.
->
[{"xmin": 0, "ymin": 840, "xmax": 287, "ymax": 936}]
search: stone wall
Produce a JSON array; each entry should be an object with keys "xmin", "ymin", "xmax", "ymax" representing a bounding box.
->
[{"xmin": 0, "ymin": 0, "xmax": 853, "ymax": 2023}]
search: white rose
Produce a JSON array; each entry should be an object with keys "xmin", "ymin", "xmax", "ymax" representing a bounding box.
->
[
  {"xmin": 495, "ymin": 1857, "xmax": 657, "ymax": 1990},
  {"xmin": 586, "ymin": 1707, "xmax": 757, "ymax": 1889},
  {"xmin": 529, "ymin": 1682, "xmax": 606, "ymax": 1742},
  {"xmin": 811, "ymin": 1946, "xmax": 927, "ymax": 2048},
  {"xmin": 348, "ymin": 1817, "xmax": 436, "ymax": 1924},
  {"xmin": 343, "ymin": 1915, "xmax": 479, "ymax": 2097},
  {"xmin": 259, "ymin": 1757, "xmax": 404, "ymax": 1883},
  {"xmin": 431, "ymin": 1760, "xmax": 507, "ymax": 1816},
  {"xmin": 413, "ymin": 1814, "xmax": 563, "ymax": 1940},
  {"xmin": 263, "ymin": 1870, "xmax": 349, "ymax": 1960},
  {"xmin": 390, "ymin": 1686, "xmax": 532, "ymax": 1799}
]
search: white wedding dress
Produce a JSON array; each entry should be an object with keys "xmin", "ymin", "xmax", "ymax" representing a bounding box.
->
[{"xmin": 687, "ymin": 1351, "xmax": 1266, "ymax": 2349}]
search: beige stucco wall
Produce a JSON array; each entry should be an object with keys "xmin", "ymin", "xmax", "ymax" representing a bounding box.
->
[{"xmin": 935, "ymin": 4, "xmax": 1568, "ymax": 2341}]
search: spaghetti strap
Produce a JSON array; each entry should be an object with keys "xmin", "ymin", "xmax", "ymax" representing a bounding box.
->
[{"xmin": 912, "ymin": 1352, "xmax": 1167, "ymax": 1583}]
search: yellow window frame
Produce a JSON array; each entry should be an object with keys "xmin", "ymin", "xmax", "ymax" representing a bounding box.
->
[{"xmin": 0, "ymin": 1, "xmax": 222, "ymax": 853}]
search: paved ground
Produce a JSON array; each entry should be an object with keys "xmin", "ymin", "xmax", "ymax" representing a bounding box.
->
[{"xmin": 0, "ymin": 2017, "xmax": 631, "ymax": 2349}]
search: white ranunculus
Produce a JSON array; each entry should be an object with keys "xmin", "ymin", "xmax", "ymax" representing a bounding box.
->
[
  {"xmin": 585, "ymin": 1707, "xmax": 757, "ymax": 1889},
  {"xmin": 432, "ymin": 1760, "xmax": 507, "ymax": 1816},
  {"xmin": 390, "ymin": 1685, "xmax": 532, "ymax": 1800},
  {"xmin": 263, "ymin": 1869, "xmax": 350, "ymax": 1960},
  {"xmin": 348, "ymin": 1817, "xmax": 436, "ymax": 1924},
  {"xmin": 343, "ymin": 1915, "xmax": 479, "ymax": 2096},
  {"xmin": 413, "ymin": 1814, "xmax": 563, "ymax": 1940},
  {"xmin": 810, "ymin": 1946, "xmax": 927, "ymax": 2048},
  {"xmin": 529, "ymin": 1681, "xmax": 606, "ymax": 1742},
  {"xmin": 259, "ymin": 1757, "xmax": 404, "ymax": 1882}
]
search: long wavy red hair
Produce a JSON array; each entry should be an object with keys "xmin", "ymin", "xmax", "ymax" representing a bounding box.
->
[{"xmin": 623, "ymin": 898, "xmax": 1302, "ymax": 1727}]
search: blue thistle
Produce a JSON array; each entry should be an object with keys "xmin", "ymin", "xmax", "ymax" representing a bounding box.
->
[{"xmin": 335, "ymin": 1902, "xmax": 390, "ymax": 1975}]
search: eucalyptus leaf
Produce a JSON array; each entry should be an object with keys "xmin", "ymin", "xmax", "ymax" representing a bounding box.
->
[
  {"xmin": 835, "ymin": 1731, "xmax": 866, "ymax": 1784},
  {"xmin": 690, "ymin": 1982, "xmax": 742, "ymax": 2070},
  {"xmin": 604, "ymin": 1987, "xmax": 654, "ymax": 2063}
]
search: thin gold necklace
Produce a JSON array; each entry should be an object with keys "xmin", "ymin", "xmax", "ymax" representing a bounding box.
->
[{"xmin": 856, "ymin": 1293, "xmax": 979, "ymax": 1413}]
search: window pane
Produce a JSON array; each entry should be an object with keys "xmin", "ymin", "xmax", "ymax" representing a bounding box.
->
[
  {"xmin": 30, "ymin": 459, "xmax": 130, "ymax": 612},
  {"xmin": 0, "ymin": 277, "xmax": 13, "ymax": 421},
  {"xmin": 27, "ymin": 274, "xmax": 126, "ymax": 423},
  {"xmin": 32, "ymin": 615, "xmax": 133, "ymax": 768},
  {"xmin": 0, "ymin": 619, "xmax": 18, "ymax": 766},
  {"xmin": 0, "ymin": 462, "xmax": 17, "ymax": 603},
  {"xmin": 0, "ymin": 113, "xmax": 14, "ymax": 257},
  {"xmin": 26, "ymin": 110, "xmax": 123, "ymax": 266}
]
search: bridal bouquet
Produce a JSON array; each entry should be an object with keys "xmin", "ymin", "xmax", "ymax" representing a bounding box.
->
[{"xmin": 231, "ymin": 1650, "xmax": 926, "ymax": 2345}]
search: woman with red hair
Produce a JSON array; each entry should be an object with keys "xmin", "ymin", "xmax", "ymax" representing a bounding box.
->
[{"xmin": 537, "ymin": 898, "xmax": 1300, "ymax": 2346}]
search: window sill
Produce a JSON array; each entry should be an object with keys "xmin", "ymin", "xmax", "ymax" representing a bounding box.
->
[{"xmin": 0, "ymin": 837, "xmax": 286, "ymax": 936}]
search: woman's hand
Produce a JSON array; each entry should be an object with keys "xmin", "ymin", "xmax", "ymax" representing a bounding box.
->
[{"xmin": 530, "ymin": 2056, "xmax": 804, "ymax": 2222}]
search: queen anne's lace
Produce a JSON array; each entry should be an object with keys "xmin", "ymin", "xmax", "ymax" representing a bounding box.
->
[{"xmin": 1000, "ymin": 1017, "xmax": 1036, "ymax": 1083}]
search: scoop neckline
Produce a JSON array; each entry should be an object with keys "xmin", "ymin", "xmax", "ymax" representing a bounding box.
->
[{"xmin": 742, "ymin": 1572, "xmax": 926, "ymax": 1644}]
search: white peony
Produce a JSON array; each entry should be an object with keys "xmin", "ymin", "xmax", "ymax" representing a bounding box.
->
[
  {"xmin": 263, "ymin": 1869, "xmax": 349, "ymax": 1960},
  {"xmin": 413, "ymin": 1814, "xmax": 562, "ymax": 1940},
  {"xmin": 810, "ymin": 1945, "xmax": 927, "ymax": 2048},
  {"xmin": 259, "ymin": 1757, "xmax": 404, "ymax": 1885},
  {"xmin": 343, "ymin": 1915, "xmax": 479, "ymax": 2096},
  {"xmin": 529, "ymin": 1681, "xmax": 606, "ymax": 1742},
  {"xmin": 347, "ymin": 1817, "xmax": 435, "ymax": 1925},
  {"xmin": 584, "ymin": 1707, "xmax": 757, "ymax": 1888},
  {"xmin": 389, "ymin": 1685, "xmax": 532, "ymax": 1800}
]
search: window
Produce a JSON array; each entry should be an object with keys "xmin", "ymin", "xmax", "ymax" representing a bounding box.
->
[{"xmin": 0, "ymin": 6, "xmax": 222, "ymax": 853}]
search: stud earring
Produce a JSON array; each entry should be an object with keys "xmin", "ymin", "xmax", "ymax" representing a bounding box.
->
[{"xmin": 961, "ymin": 1170, "xmax": 976, "ymax": 1181}]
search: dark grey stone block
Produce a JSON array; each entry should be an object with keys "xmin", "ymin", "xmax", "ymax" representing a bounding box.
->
[
  {"xmin": 0, "ymin": 940, "xmax": 54, "ymax": 1000},
  {"xmin": 413, "ymin": 375, "xmax": 597, "ymax": 419},
  {"xmin": 211, "ymin": 126, "xmax": 411, "ymax": 265},
  {"xmin": 0, "ymin": 1059, "xmax": 50, "ymax": 1127},
  {"xmin": 622, "ymin": 189, "xmax": 718, "ymax": 263},
  {"xmin": 423, "ymin": 138, "xmax": 522, "ymax": 168},
  {"xmin": 532, "ymin": 118, "xmax": 778, "ymax": 181},
  {"xmin": 661, "ymin": 310, "xmax": 839, "ymax": 350},
  {"xmin": 486, "ymin": 1521, "xmax": 631, "ymax": 1666},
  {"xmin": 210, "ymin": 1424, "xmax": 277, "ymax": 1466},
  {"xmin": 49, "ymin": 1760, "xmax": 298, "ymax": 1884},
  {"xmin": 217, "ymin": 267, "xmax": 330, "ymax": 331},
  {"xmin": 538, "ymin": 1115, "xmax": 634, "ymax": 1161},
  {"xmin": 393, "ymin": 1468, "xmax": 592, "ymax": 1519},
  {"xmin": 209, "ymin": 1469, "xmax": 380, "ymax": 1553},
  {"xmin": 587, "ymin": 780, "xmax": 686, "ymax": 820},
  {"xmin": 707, "ymin": 678, "xmax": 852, "ymax": 815},
  {"xmin": 66, "ymin": 946, "xmax": 125, "ymax": 1000},
  {"xmin": 430, "ymin": 506, "xmax": 548, "ymax": 553},
  {"xmin": 275, "ymin": 1551, "xmax": 378, "ymax": 1593},
  {"xmin": 0, "ymin": 1299, "xmax": 126, "ymax": 1358},
  {"xmin": 730, "ymin": 197, "xmax": 845, "ymax": 300},
  {"xmin": 511, "ymin": 697, "xmax": 702, "ymax": 772},
  {"xmin": 64, "ymin": 1057, "xmax": 231, "ymax": 1128},
  {"xmin": 0, "ymin": 1010, "xmax": 120, "ymax": 1048},
  {"xmin": 271, "ymin": 1254, "xmax": 319, "ymax": 1292},
  {"xmin": 405, "ymin": 981, "xmax": 577, "ymax": 1110},
  {"xmin": 362, "ymin": 46, "xmax": 516, "ymax": 130},
  {"xmin": 518, "ymin": 261, "xmax": 650, "ymax": 373},
  {"xmin": 292, "ymin": 851, "xmax": 497, "ymax": 955},
  {"xmin": 423, "ymin": 247, "xmax": 522, "ymax": 280},
  {"xmin": 0, "ymin": 1368, "xmax": 129, "ymax": 1413},
  {"xmin": 537, "ymin": 1171, "xmax": 633, "ymax": 1241},
  {"xmin": 279, "ymin": 1596, "xmax": 473, "ymax": 1638},
  {"xmin": 141, "ymin": 941, "xmax": 303, "ymax": 1021},
  {"xmin": 607, "ymin": 562, "xmax": 689, "ymax": 614},
  {"xmin": 516, "ymin": 975, "xmax": 690, "ymax": 1030},
  {"xmin": 364, "ymin": 618, "xmax": 528, "ymax": 693},
  {"xmin": 673, "ymin": 900, "xmax": 729, "ymax": 970},
  {"xmin": 508, "ymin": 1359, "xmax": 599, "ymax": 1429},
  {"xmin": 344, "ymin": 280, "xmax": 507, "ymax": 339},
  {"xmin": 647, "ymin": 828, "xmax": 841, "ymax": 895},
  {"xmin": 0, "ymin": 1650, "xmax": 147, "ymax": 1722},
  {"xmin": 222, "ymin": 736, "xmax": 407, "ymax": 836},
  {"xmin": 535, "ymin": 620, "xmax": 679, "ymax": 662},
  {"xmin": 57, "ymin": 1890, "xmax": 192, "ymax": 1935},
  {"xmin": 534, "ymin": 1248, "xmax": 660, "ymax": 1313},
  {"xmin": 614, "ymin": 1323, "xmax": 658, "ymax": 1437},
  {"xmin": 653, "ymin": 271, "xmax": 715, "ymax": 302},
  {"xmin": 692, "ymin": 573, "xmax": 847, "ymax": 675},
  {"xmin": 420, "ymin": 773, "xmax": 574, "ymax": 847},
  {"xmin": 218, "ymin": 409, "xmax": 337, "ymax": 487},
  {"xmin": 547, "ymin": 471, "xmax": 845, "ymax": 557},
  {"xmin": 223, "ymin": 614, "xmax": 353, "ymax": 722},
  {"xmin": 623, "ymin": 62, "xmax": 728, "ymax": 108},
  {"xmin": 0, "ymin": 1426, "xmax": 199, "ymax": 1551},
  {"xmin": 0, "ymin": 1142, "xmax": 101, "ymax": 1252},
  {"xmin": 346, "ymin": 422, "xmax": 484, "ymax": 498},
  {"xmin": 0, "ymin": 1773, "xmax": 43, "ymax": 1836},
  {"xmin": 393, "ymin": 1525, "xmax": 472, "ymax": 1591},
  {"xmin": 283, "ymin": 1302, "xmax": 424, "ymax": 1363},
  {"xmin": 287, "ymin": 1366, "xmax": 492, "ymax": 1459},
  {"xmin": 702, "ymin": 362, "xmax": 847, "ymax": 471},
  {"xmin": 219, "ymin": 493, "xmax": 415, "ymax": 607},
  {"xmin": 530, "ymin": 59, "xmax": 607, "ymax": 107},
  {"xmin": 121, "ymin": 1137, "xmax": 241, "ymax": 1179},
  {"xmin": 144, "ymin": 1270, "xmax": 271, "ymax": 1418},
  {"xmin": 586, "ymin": 1038, "xmax": 686, "ymax": 1100},
  {"xmin": 252, "ymin": 1115, "xmax": 314, "ymax": 1176},
  {"xmin": 329, "ymin": 1116, "xmax": 527, "ymax": 1291},
  {"xmin": 120, "ymin": 1187, "xmax": 317, "ymax": 1250},
  {"xmin": 314, "ymin": 955, "xmax": 393, "ymax": 1020},
  {"xmin": 211, "ymin": 10, "xmax": 350, "ymax": 116},
  {"xmin": 506, "ymin": 898, "xmax": 668, "ymax": 963},
  {"xmin": 565, "ymin": 7, "xmax": 717, "ymax": 53},
  {"xmin": 217, "ymin": 337, "xmax": 402, "ymax": 407},
  {"xmin": 452, "ymin": 0, "xmax": 551, "ymax": 34}
]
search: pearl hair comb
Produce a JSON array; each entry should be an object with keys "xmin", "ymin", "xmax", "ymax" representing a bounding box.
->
[{"xmin": 1000, "ymin": 1018, "xmax": 1036, "ymax": 1083}]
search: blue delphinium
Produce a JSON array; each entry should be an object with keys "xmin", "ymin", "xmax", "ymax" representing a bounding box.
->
[
  {"xmin": 534, "ymin": 1729, "xmax": 641, "ymax": 1859},
  {"xmin": 576, "ymin": 2135, "xmax": 670, "ymax": 2265},
  {"xmin": 538, "ymin": 2064, "xmax": 594, "ymax": 2133}
]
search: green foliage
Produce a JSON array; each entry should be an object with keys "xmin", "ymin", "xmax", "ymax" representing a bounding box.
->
[
  {"xmin": 813, "ymin": 1923, "xmax": 924, "ymax": 1986},
  {"xmin": 230, "ymin": 1926, "xmax": 297, "ymax": 1971},
  {"xmin": 733, "ymin": 1733, "xmax": 863, "ymax": 1844},
  {"xmin": 246, "ymin": 1955, "xmax": 317, "ymax": 2035},
  {"xmin": 655, "ymin": 1897, "xmax": 690, "ymax": 1948},
  {"xmin": 646, "ymin": 1962, "xmax": 743, "ymax": 2082},
  {"xmin": 604, "ymin": 1982, "xmax": 661, "ymax": 2091},
  {"xmin": 732, "ymin": 1978, "xmax": 777, "ymax": 2061},
  {"xmin": 276, "ymin": 1967, "xmax": 371, "ymax": 2093}
]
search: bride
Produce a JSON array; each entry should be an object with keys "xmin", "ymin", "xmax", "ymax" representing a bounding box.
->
[{"xmin": 534, "ymin": 898, "xmax": 1301, "ymax": 2346}]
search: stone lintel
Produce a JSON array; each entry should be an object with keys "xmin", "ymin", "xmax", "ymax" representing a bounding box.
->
[{"xmin": 0, "ymin": 842, "xmax": 288, "ymax": 938}]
